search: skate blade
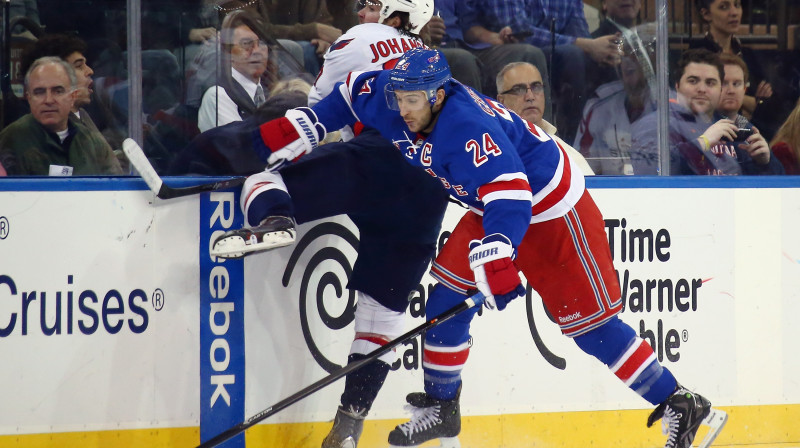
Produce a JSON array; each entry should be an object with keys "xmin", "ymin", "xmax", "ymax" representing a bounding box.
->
[
  {"xmin": 387, "ymin": 436, "xmax": 460, "ymax": 448},
  {"xmin": 210, "ymin": 231, "xmax": 295, "ymax": 259},
  {"xmin": 697, "ymin": 408, "xmax": 728, "ymax": 448}
]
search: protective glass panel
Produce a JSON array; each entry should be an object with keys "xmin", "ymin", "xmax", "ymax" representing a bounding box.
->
[{"xmin": 0, "ymin": 0, "xmax": 130, "ymax": 176}]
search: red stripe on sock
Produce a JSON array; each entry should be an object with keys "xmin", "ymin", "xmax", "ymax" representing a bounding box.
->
[
  {"xmin": 356, "ymin": 335, "xmax": 389, "ymax": 347},
  {"xmin": 244, "ymin": 182, "xmax": 273, "ymax": 208},
  {"xmin": 614, "ymin": 340, "xmax": 655, "ymax": 382},
  {"xmin": 423, "ymin": 347, "xmax": 470, "ymax": 367}
]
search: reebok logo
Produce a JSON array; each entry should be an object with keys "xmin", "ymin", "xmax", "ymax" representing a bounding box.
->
[{"xmin": 558, "ymin": 311, "xmax": 582, "ymax": 323}]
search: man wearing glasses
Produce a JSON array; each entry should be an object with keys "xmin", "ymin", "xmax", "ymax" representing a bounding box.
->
[
  {"xmin": 496, "ymin": 61, "xmax": 593, "ymax": 175},
  {"xmin": 198, "ymin": 11, "xmax": 270, "ymax": 132},
  {"xmin": 0, "ymin": 57, "xmax": 122, "ymax": 175}
]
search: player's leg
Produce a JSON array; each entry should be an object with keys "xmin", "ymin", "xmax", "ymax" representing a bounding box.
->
[
  {"xmin": 322, "ymin": 292, "xmax": 405, "ymax": 448},
  {"xmin": 573, "ymin": 317, "xmax": 726, "ymax": 448},
  {"xmin": 210, "ymin": 169, "xmax": 297, "ymax": 258},
  {"xmin": 388, "ymin": 213, "xmax": 483, "ymax": 448},
  {"xmin": 386, "ymin": 283, "xmax": 475, "ymax": 448},
  {"xmin": 516, "ymin": 191, "xmax": 725, "ymax": 448},
  {"xmin": 211, "ymin": 129, "xmax": 409, "ymax": 258},
  {"xmin": 321, "ymin": 135, "xmax": 450, "ymax": 447},
  {"xmin": 323, "ymin": 220, "xmax": 448, "ymax": 447}
]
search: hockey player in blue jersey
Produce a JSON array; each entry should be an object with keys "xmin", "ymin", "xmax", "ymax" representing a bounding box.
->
[{"xmin": 234, "ymin": 47, "xmax": 728, "ymax": 448}]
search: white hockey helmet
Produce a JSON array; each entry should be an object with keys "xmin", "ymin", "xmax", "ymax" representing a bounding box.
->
[{"xmin": 378, "ymin": 0, "xmax": 434, "ymax": 35}]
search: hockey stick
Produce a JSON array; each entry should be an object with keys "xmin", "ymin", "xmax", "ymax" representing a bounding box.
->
[
  {"xmin": 122, "ymin": 138, "xmax": 246, "ymax": 199},
  {"xmin": 196, "ymin": 291, "xmax": 486, "ymax": 448}
]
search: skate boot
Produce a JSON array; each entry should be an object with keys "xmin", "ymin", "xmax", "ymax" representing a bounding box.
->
[
  {"xmin": 648, "ymin": 386, "xmax": 728, "ymax": 448},
  {"xmin": 210, "ymin": 216, "xmax": 295, "ymax": 259},
  {"xmin": 387, "ymin": 391, "xmax": 461, "ymax": 448},
  {"xmin": 321, "ymin": 406, "xmax": 366, "ymax": 448}
]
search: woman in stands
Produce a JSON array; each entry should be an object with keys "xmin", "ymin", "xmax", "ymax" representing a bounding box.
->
[
  {"xmin": 689, "ymin": 0, "xmax": 775, "ymax": 136},
  {"xmin": 770, "ymin": 101, "xmax": 800, "ymax": 174}
]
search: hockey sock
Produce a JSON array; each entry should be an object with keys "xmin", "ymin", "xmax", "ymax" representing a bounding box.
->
[
  {"xmin": 573, "ymin": 316, "xmax": 677, "ymax": 405},
  {"xmin": 340, "ymin": 354, "xmax": 390, "ymax": 413},
  {"xmin": 422, "ymin": 284, "xmax": 479, "ymax": 401},
  {"xmin": 246, "ymin": 188, "xmax": 294, "ymax": 226}
]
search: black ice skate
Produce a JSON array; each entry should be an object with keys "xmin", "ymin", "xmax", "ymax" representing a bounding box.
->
[
  {"xmin": 210, "ymin": 216, "xmax": 296, "ymax": 259},
  {"xmin": 321, "ymin": 406, "xmax": 366, "ymax": 448},
  {"xmin": 387, "ymin": 391, "xmax": 461, "ymax": 448},
  {"xmin": 648, "ymin": 387, "xmax": 728, "ymax": 448}
]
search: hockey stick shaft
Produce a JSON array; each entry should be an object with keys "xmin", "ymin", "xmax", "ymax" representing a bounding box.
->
[
  {"xmin": 196, "ymin": 292, "xmax": 486, "ymax": 448},
  {"xmin": 122, "ymin": 138, "xmax": 246, "ymax": 199}
]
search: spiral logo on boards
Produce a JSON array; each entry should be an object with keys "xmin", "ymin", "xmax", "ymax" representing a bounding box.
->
[
  {"xmin": 284, "ymin": 221, "xmax": 570, "ymax": 374},
  {"xmin": 282, "ymin": 221, "xmax": 360, "ymax": 374}
]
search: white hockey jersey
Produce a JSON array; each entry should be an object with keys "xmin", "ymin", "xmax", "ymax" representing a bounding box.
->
[{"xmin": 308, "ymin": 22, "xmax": 426, "ymax": 107}]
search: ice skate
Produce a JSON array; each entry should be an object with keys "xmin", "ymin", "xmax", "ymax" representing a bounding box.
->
[
  {"xmin": 321, "ymin": 405, "xmax": 366, "ymax": 448},
  {"xmin": 647, "ymin": 386, "xmax": 728, "ymax": 448},
  {"xmin": 387, "ymin": 391, "xmax": 461, "ymax": 448},
  {"xmin": 210, "ymin": 216, "xmax": 296, "ymax": 258}
]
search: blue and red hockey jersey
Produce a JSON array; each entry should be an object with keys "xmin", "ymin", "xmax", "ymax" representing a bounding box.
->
[{"xmin": 311, "ymin": 70, "xmax": 586, "ymax": 246}]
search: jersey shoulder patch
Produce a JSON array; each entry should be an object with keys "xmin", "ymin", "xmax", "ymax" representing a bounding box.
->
[{"xmin": 329, "ymin": 38, "xmax": 354, "ymax": 53}]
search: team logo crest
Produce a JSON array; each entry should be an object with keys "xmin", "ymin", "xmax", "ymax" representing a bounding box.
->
[
  {"xmin": 392, "ymin": 132, "xmax": 420, "ymax": 160},
  {"xmin": 329, "ymin": 38, "xmax": 354, "ymax": 52},
  {"xmin": 359, "ymin": 79, "xmax": 373, "ymax": 95}
]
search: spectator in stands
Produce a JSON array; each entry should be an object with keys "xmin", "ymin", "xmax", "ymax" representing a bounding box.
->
[
  {"xmin": 6, "ymin": 0, "xmax": 40, "ymax": 38},
  {"xmin": 198, "ymin": 10, "xmax": 271, "ymax": 132},
  {"xmin": 496, "ymin": 61, "xmax": 594, "ymax": 175},
  {"xmin": 597, "ymin": 0, "xmax": 640, "ymax": 31},
  {"xmin": 20, "ymin": 34, "xmax": 124, "ymax": 155},
  {"xmin": 433, "ymin": 0, "xmax": 550, "ymax": 109},
  {"xmin": 717, "ymin": 53, "xmax": 752, "ymax": 125},
  {"xmin": 770, "ymin": 101, "xmax": 800, "ymax": 175},
  {"xmin": 327, "ymin": 0, "xmax": 359, "ymax": 32},
  {"xmin": 630, "ymin": 49, "xmax": 783, "ymax": 175},
  {"xmin": 254, "ymin": 0, "xmax": 342, "ymax": 76},
  {"xmin": 0, "ymin": 57, "xmax": 123, "ymax": 175},
  {"xmin": 690, "ymin": 0, "xmax": 773, "ymax": 129},
  {"xmin": 586, "ymin": 0, "xmax": 655, "ymax": 96},
  {"xmin": 185, "ymin": 1, "xmax": 308, "ymax": 109},
  {"xmin": 464, "ymin": 0, "xmax": 623, "ymax": 144},
  {"xmin": 575, "ymin": 43, "xmax": 655, "ymax": 175},
  {"xmin": 0, "ymin": 160, "xmax": 6, "ymax": 176}
]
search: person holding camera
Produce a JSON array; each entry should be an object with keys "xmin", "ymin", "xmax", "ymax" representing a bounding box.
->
[
  {"xmin": 630, "ymin": 49, "xmax": 783, "ymax": 175},
  {"xmin": 713, "ymin": 53, "xmax": 780, "ymax": 170}
]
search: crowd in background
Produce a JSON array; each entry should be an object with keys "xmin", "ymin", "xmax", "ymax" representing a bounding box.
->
[{"xmin": 1, "ymin": 0, "xmax": 800, "ymax": 177}]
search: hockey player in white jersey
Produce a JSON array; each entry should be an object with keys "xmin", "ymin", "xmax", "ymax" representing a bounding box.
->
[
  {"xmin": 244, "ymin": 48, "xmax": 728, "ymax": 448},
  {"xmin": 210, "ymin": 2, "xmax": 445, "ymax": 448},
  {"xmin": 308, "ymin": 1, "xmax": 428, "ymax": 107}
]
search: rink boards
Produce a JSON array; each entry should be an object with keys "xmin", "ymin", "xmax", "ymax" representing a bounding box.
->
[{"xmin": 0, "ymin": 176, "xmax": 799, "ymax": 447}]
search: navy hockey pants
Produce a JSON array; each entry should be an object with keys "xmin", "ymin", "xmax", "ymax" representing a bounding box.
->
[{"xmin": 278, "ymin": 128, "xmax": 449, "ymax": 313}]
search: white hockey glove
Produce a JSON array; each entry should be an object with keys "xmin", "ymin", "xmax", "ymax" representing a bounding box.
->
[
  {"xmin": 255, "ymin": 107, "xmax": 326, "ymax": 169},
  {"xmin": 468, "ymin": 233, "xmax": 525, "ymax": 311}
]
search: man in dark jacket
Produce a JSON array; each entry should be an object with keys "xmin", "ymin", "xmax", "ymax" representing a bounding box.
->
[{"xmin": 0, "ymin": 57, "xmax": 122, "ymax": 175}]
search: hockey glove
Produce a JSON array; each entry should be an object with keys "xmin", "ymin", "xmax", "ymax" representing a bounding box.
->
[
  {"xmin": 255, "ymin": 107, "xmax": 327, "ymax": 169},
  {"xmin": 468, "ymin": 233, "xmax": 525, "ymax": 311}
]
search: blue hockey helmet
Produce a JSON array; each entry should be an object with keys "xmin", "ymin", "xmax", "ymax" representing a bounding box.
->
[{"xmin": 385, "ymin": 48, "xmax": 452, "ymax": 111}]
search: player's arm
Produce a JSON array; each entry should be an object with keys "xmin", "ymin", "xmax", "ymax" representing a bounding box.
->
[
  {"xmin": 253, "ymin": 70, "xmax": 380, "ymax": 167},
  {"xmin": 308, "ymin": 34, "xmax": 357, "ymax": 107},
  {"xmin": 454, "ymin": 126, "xmax": 532, "ymax": 311},
  {"xmin": 468, "ymin": 172, "xmax": 531, "ymax": 311}
]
